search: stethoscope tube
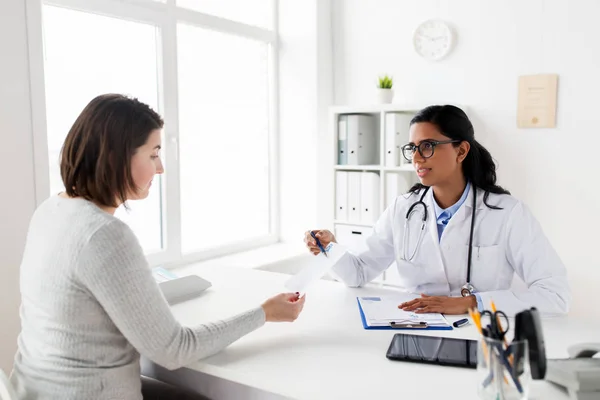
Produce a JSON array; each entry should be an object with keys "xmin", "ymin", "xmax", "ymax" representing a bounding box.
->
[
  {"xmin": 402, "ymin": 189, "xmax": 429, "ymax": 262},
  {"xmin": 465, "ymin": 185, "xmax": 477, "ymax": 293},
  {"xmin": 402, "ymin": 185, "xmax": 478, "ymax": 296}
]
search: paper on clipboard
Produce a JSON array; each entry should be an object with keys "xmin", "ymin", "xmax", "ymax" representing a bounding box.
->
[
  {"xmin": 284, "ymin": 243, "xmax": 347, "ymax": 294},
  {"xmin": 358, "ymin": 295, "xmax": 451, "ymax": 328}
]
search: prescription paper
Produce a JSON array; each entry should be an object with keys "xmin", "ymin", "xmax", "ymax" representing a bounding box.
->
[
  {"xmin": 284, "ymin": 243, "xmax": 347, "ymax": 294},
  {"xmin": 358, "ymin": 295, "xmax": 451, "ymax": 328}
]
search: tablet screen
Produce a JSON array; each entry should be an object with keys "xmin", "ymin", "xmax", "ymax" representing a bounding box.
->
[{"xmin": 386, "ymin": 333, "xmax": 477, "ymax": 369}]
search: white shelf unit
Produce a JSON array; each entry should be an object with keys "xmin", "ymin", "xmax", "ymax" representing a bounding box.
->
[{"xmin": 330, "ymin": 105, "xmax": 422, "ymax": 284}]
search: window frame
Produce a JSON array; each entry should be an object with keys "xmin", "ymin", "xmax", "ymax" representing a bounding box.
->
[{"xmin": 25, "ymin": 0, "xmax": 281, "ymax": 267}]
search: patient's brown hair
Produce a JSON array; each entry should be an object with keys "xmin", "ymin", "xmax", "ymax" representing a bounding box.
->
[{"xmin": 60, "ymin": 94, "xmax": 164, "ymax": 208}]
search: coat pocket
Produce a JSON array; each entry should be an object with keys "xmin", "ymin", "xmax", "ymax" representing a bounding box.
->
[{"xmin": 470, "ymin": 244, "xmax": 504, "ymax": 291}]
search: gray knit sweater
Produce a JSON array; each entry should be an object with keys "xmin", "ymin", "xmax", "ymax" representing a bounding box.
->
[{"xmin": 10, "ymin": 195, "xmax": 265, "ymax": 399}]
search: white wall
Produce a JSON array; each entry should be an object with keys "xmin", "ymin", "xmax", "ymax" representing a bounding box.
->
[
  {"xmin": 0, "ymin": 0, "xmax": 36, "ymax": 372},
  {"xmin": 278, "ymin": 0, "xmax": 332, "ymax": 243},
  {"xmin": 331, "ymin": 0, "xmax": 600, "ymax": 317}
]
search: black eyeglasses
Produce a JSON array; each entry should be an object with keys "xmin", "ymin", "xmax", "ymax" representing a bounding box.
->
[{"xmin": 401, "ymin": 139, "xmax": 461, "ymax": 162}]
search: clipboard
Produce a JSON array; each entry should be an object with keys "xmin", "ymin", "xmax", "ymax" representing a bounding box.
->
[{"xmin": 357, "ymin": 298, "xmax": 453, "ymax": 331}]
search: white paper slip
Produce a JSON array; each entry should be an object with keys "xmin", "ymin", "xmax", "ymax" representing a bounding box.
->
[
  {"xmin": 358, "ymin": 295, "xmax": 451, "ymax": 328},
  {"xmin": 284, "ymin": 243, "xmax": 347, "ymax": 294}
]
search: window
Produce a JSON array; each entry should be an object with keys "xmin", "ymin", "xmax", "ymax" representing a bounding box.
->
[
  {"xmin": 41, "ymin": 5, "xmax": 164, "ymax": 254},
  {"xmin": 177, "ymin": 24, "xmax": 271, "ymax": 253},
  {"xmin": 29, "ymin": 0, "xmax": 279, "ymax": 265},
  {"xmin": 176, "ymin": 0, "xmax": 273, "ymax": 29}
]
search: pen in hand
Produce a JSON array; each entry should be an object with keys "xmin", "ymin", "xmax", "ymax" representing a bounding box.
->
[{"xmin": 310, "ymin": 231, "xmax": 328, "ymax": 257}]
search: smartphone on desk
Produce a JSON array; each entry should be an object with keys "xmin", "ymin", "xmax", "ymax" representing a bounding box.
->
[{"xmin": 386, "ymin": 333, "xmax": 477, "ymax": 369}]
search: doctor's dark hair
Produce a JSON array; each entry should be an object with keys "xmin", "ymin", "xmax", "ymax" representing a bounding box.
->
[{"xmin": 407, "ymin": 105, "xmax": 510, "ymax": 209}]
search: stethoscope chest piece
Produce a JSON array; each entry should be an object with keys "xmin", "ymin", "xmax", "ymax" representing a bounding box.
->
[{"xmin": 461, "ymin": 282, "xmax": 475, "ymax": 297}]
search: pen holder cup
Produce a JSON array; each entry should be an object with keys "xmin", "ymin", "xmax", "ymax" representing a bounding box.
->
[{"xmin": 476, "ymin": 337, "xmax": 531, "ymax": 400}]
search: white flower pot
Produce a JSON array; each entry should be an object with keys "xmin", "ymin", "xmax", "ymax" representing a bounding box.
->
[{"xmin": 377, "ymin": 88, "xmax": 394, "ymax": 104}]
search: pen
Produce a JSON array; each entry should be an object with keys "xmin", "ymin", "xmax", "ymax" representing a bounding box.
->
[
  {"xmin": 490, "ymin": 300, "xmax": 508, "ymax": 345},
  {"xmin": 469, "ymin": 308, "xmax": 490, "ymax": 365},
  {"xmin": 452, "ymin": 318, "xmax": 470, "ymax": 328},
  {"xmin": 310, "ymin": 231, "xmax": 328, "ymax": 257},
  {"xmin": 468, "ymin": 308, "xmax": 483, "ymax": 334}
]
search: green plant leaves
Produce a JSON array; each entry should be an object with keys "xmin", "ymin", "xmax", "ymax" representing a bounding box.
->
[{"xmin": 378, "ymin": 75, "xmax": 393, "ymax": 89}]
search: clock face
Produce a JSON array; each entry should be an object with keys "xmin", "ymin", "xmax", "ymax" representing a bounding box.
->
[{"xmin": 413, "ymin": 19, "xmax": 454, "ymax": 61}]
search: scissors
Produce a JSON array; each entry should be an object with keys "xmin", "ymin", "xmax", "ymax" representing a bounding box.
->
[
  {"xmin": 480, "ymin": 310, "xmax": 509, "ymax": 341},
  {"xmin": 479, "ymin": 310, "xmax": 523, "ymax": 393}
]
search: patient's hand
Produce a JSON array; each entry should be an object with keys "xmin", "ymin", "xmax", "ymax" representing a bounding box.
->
[{"xmin": 262, "ymin": 293, "xmax": 306, "ymax": 322}]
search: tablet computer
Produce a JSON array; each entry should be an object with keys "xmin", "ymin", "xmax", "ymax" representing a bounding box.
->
[{"xmin": 386, "ymin": 333, "xmax": 478, "ymax": 369}]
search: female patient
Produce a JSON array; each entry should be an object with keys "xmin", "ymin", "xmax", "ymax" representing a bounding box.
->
[{"xmin": 10, "ymin": 94, "xmax": 304, "ymax": 399}]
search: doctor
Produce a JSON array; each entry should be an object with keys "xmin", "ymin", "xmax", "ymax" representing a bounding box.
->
[{"xmin": 305, "ymin": 105, "xmax": 570, "ymax": 316}]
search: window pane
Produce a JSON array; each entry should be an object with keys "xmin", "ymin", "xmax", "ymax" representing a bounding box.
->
[
  {"xmin": 177, "ymin": 24, "xmax": 271, "ymax": 253},
  {"xmin": 42, "ymin": 5, "xmax": 163, "ymax": 254},
  {"xmin": 176, "ymin": 0, "xmax": 273, "ymax": 29}
]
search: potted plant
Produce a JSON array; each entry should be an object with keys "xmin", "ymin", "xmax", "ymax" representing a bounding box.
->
[{"xmin": 377, "ymin": 75, "xmax": 394, "ymax": 104}]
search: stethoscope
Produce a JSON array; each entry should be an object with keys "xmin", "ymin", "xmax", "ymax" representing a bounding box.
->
[{"xmin": 401, "ymin": 185, "xmax": 477, "ymax": 297}]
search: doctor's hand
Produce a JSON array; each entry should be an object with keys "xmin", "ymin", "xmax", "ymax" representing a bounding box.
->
[
  {"xmin": 398, "ymin": 294, "xmax": 477, "ymax": 315},
  {"xmin": 261, "ymin": 293, "xmax": 306, "ymax": 322},
  {"xmin": 304, "ymin": 230, "xmax": 336, "ymax": 255}
]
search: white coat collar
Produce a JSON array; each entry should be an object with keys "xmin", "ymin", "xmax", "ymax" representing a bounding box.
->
[
  {"xmin": 464, "ymin": 184, "xmax": 486, "ymax": 211},
  {"xmin": 422, "ymin": 184, "xmax": 486, "ymax": 212}
]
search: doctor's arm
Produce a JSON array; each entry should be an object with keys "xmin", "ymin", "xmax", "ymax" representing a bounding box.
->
[
  {"xmin": 307, "ymin": 202, "xmax": 398, "ymax": 288},
  {"xmin": 476, "ymin": 202, "xmax": 571, "ymax": 316}
]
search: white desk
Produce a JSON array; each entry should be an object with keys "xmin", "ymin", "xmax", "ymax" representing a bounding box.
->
[{"xmin": 142, "ymin": 265, "xmax": 598, "ymax": 400}]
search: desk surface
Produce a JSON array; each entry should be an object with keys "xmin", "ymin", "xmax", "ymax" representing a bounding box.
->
[{"xmin": 146, "ymin": 264, "xmax": 598, "ymax": 400}]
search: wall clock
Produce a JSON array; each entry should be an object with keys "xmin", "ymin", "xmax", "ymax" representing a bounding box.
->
[{"xmin": 413, "ymin": 19, "xmax": 455, "ymax": 61}]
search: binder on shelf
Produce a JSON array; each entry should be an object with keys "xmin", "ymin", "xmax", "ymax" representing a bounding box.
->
[
  {"xmin": 384, "ymin": 113, "xmax": 413, "ymax": 167},
  {"xmin": 384, "ymin": 114, "xmax": 400, "ymax": 167},
  {"xmin": 360, "ymin": 172, "xmax": 380, "ymax": 224},
  {"xmin": 335, "ymin": 171, "xmax": 349, "ymax": 221},
  {"xmin": 347, "ymin": 172, "xmax": 362, "ymax": 223},
  {"xmin": 346, "ymin": 116, "xmax": 359, "ymax": 165},
  {"xmin": 338, "ymin": 116, "xmax": 348, "ymax": 165},
  {"xmin": 346, "ymin": 115, "xmax": 377, "ymax": 165}
]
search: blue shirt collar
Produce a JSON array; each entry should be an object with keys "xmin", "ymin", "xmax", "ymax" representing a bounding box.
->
[{"xmin": 433, "ymin": 182, "xmax": 471, "ymax": 224}]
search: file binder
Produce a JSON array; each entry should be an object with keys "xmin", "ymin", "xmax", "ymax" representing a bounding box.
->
[
  {"xmin": 347, "ymin": 172, "xmax": 362, "ymax": 222},
  {"xmin": 335, "ymin": 171, "xmax": 349, "ymax": 221},
  {"xmin": 357, "ymin": 296, "xmax": 453, "ymax": 331},
  {"xmin": 338, "ymin": 116, "xmax": 348, "ymax": 165},
  {"xmin": 346, "ymin": 115, "xmax": 377, "ymax": 165},
  {"xmin": 384, "ymin": 114, "xmax": 400, "ymax": 167},
  {"xmin": 384, "ymin": 113, "xmax": 413, "ymax": 167},
  {"xmin": 347, "ymin": 116, "xmax": 359, "ymax": 165},
  {"xmin": 360, "ymin": 172, "xmax": 380, "ymax": 224}
]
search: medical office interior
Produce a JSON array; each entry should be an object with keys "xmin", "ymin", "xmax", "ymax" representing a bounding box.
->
[{"xmin": 1, "ymin": 0, "xmax": 600, "ymax": 399}]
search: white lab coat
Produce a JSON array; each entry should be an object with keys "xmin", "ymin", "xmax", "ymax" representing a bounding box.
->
[{"xmin": 330, "ymin": 187, "xmax": 571, "ymax": 316}]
